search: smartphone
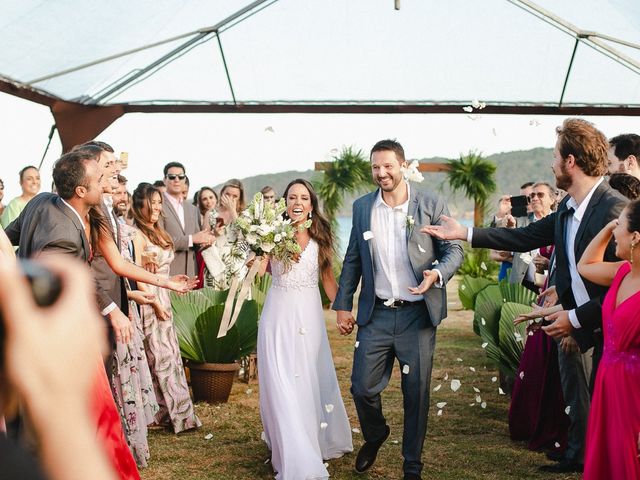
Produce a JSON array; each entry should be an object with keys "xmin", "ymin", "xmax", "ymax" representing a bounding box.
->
[
  {"xmin": 0, "ymin": 260, "xmax": 62, "ymax": 367},
  {"xmin": 510, "ymin": 195, "xmax": 530, "ymax": 218}
]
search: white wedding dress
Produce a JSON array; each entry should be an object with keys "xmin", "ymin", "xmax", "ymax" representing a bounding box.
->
[{"xmin": 258, "ymin": 239, "xmax": 353, "ymax": 480}]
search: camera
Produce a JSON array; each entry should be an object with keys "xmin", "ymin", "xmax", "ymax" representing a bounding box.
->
[
  {"xmin": 0, "ymin": 260, "xmax": 62, "ymax": 367},
  {"xmin": 510, "ymin": 195, "xmax": 530, "ymax": 218}
]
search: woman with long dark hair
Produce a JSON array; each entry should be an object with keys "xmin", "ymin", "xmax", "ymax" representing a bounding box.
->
[
  {"xmin": 130, "ymin": 183, "xmax": 201, "ymax": 434},
  {"xmin": 258, "ymin": 179, "xmax": 352, "ymax": 479}
]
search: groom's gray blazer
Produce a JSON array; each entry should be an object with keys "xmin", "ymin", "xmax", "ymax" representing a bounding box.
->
[{"xmin": 333, "ymin": 188, "xmax": 463, "ymax": 327}]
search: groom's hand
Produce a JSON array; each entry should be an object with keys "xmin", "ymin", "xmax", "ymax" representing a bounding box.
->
[
  {"xmin": 336, "ymin": 310, "xmax": 355, "ymax": 336},
  {"xmin": 408, "ymin": 270, "xmax": 439, "ymax": 295},
  {"xmin": 420, "ymin": 215, "xmax": 468, "ymax": 241}
]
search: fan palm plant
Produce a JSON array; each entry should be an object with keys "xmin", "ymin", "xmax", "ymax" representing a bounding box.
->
[
  {"xmin": 314, "ymin": 146, "xmax": 374, "ymax": 225},
  {"xmin": 447, "ymin": 151, "xmax": 497, "ymax": 226}
]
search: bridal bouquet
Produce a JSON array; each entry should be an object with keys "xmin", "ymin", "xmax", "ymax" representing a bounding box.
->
[
  {"xmin": 219, "ymin": 193, "xmax": 311, "ymax": 338},
  {"xmin": 231, "ymin": 192, "xmax": 311, "ymax": 270}
]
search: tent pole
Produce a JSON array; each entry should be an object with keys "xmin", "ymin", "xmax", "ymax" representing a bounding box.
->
[
  {"xmin": 37, "ymin": 124, "xmax": 57, "ymax": 170},
  {"xmin": 559, "ymin": 37, "xmax": 579, "ymax": 108},
  {"xmin": 216, "ymin": 34, "xmax": 237, "ymax": 105}
]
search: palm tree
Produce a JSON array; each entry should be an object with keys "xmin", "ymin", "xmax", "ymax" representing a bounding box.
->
[
  {"xmin": 314, "ymin": 146, "xmax": 374, "ymax": 225},
  {"xmin": 447, "ymin": 151, "xmax": 497, "ymax": 226}
]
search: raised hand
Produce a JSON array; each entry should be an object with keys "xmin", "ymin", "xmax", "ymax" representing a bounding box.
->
[
  {"xmin": 542, "ymin": 309, "xmax": 574, "ymax": 339},
  {"xmin": 165, "ymin": 274, "xmax": 192, "ymax": 293},
  {"xmin": 408, "ymin": 270, "xmax": 439, "ymax": 295},
  {"xmin": 420, "ymin": 215, "xmax": 468, "ymax": 241}
]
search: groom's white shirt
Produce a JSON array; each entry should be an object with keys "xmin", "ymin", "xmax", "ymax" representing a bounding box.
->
[{"xmin": 370, "ymin": 186, "xmax": 422, "ymax": 302}]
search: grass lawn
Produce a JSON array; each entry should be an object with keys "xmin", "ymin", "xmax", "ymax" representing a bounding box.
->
[{"xmin": 141, "ymin": 277, "xmax": 580, "ymax": 480}]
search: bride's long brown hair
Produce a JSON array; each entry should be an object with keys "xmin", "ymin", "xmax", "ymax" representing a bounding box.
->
[{"xmin": 282, "ymin": 179, "xmax": 335, "ymax": 273}]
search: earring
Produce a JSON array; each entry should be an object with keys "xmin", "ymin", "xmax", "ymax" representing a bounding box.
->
[
  {"xmin": 308, "ymin": 211, "xmax": 313, "ymax": 219},
  {"xmin": 631, "ymin": 242, "xmax": 635, "ymax": 265}
]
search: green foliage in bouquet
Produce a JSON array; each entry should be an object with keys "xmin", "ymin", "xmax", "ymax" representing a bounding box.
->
[
  {"xmin": 251, "ymin": 273, "xmax": 272, "ymax": 318},
  {"xmin": 232, "ymin": 192, "xmax": 311, "ymax": 271},
  {"xmin": 171, "ymin": 289, "xmax": 258, "ymax": 364}
]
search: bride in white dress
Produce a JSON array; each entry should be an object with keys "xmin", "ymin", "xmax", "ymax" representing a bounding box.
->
[{"xmin": 258, "ymin": 179, "xmax": 353, "ymax": 480}]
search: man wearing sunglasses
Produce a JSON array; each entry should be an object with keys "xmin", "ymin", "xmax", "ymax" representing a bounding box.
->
[{"xmin": 162, "ymin": 162, "xmax": 215, "ymax": 277}]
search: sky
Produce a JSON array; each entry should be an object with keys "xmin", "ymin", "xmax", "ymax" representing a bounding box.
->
[{"xmin": 1, "ymin": 91, "xmax": 639, "ymax": 201}]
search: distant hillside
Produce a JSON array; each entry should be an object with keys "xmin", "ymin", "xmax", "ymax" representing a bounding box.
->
[{"xmin": 217, "ymin": 147, "xmax": 554, "ymax": 220}]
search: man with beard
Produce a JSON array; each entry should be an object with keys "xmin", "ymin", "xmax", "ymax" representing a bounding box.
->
[
  {"xmin": 607, "ymin": 133, "xmax": 640, "ymax": 179},
  {"xmin": 112, "ymin": 175, "xmax": 129, "ymax": 221},
  {"xmin": 333, "ymin": 139, "xmax": 463, "ymax": 480},
  {"xmin": 422, "ymin": 118, "xmax": 627, "ymax": 473}
]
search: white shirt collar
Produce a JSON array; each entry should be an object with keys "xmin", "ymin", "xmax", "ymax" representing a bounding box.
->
[
  {"xmin": 374, "ymin": 182, "xmax": 411, "ymax": 210},
  {"xmin": 60, "ymin": 198, "xmax": 85, "ymax": 226},
  {"xmin": 566, "ymin": 177, "xmax": 604, "ymax": 221}
]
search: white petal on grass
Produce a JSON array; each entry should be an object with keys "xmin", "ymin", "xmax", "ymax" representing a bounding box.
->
[
  {"xmin": 204, "ymin": 433, "xmax": 214, "ymax": 440},
  {"xmin": 324, "ymin": 462, "xmax": 329, "ymax": 468},
  {"xmin": 481, "ymin": 342, "xmax": 488, "ymax": 349},
  {"xmin": 320, "ymin": 422, "xmax": 328, "ymax": 430},
  {"xmin": 437, "ymin": 409, "xmax": 443, "ymax": 416},
  {"xmin": 456, "ymin": 357, "xmax": 463, "ymax": 362},
  {"xmin": 463, "ymin": 106, "xmax": 473, "ymax": 113},
  {"xmin": 246, "ymin": 389, "xmax": 253, "ymax": 394},
  {"xmin": 565, "ymin": 406, "xmax": 571, "ymax": 415},
  {"xmin": 475, "ymin": 395, "xmax": 482, "ymax": 403},
  {"xmin": 418, "ymin": 244, "xmax": 426, "ymax": 253},
  {"xmin": 473, "ymin": 387, "xmax": 480, "ymax": 393},
  {"xmin": 384, "ymin": 298, "xmax": 396, "ymax": 307},
  {"xmin": 481, "ymin": 402, "xmax": 487, "ymax": 409},
  {"xmin": 480, "ymin": 262, "xmax": 487, "ymax": 270},
  {"xmin": 433, "ymin": 384, "xmax": 442, "ymax": 392},
  {"xmin": 402, "ymin": 364, "xmax": 410, "ymax": 374},
  {"xmin": 436, "ymin": 402, "xmax": 447, "ymax": 408},
  {"xmin": 444, "ymin": 373, "xmax": 449, "ymax": 381},
  {"xmin": 261, "ymin": 431, "xmax": 266, "ymax": 442},
  {"xmin": 363, "ymin": 231, "xmax": 374, "ymax": 241},
  {"xmin": 352, "ymin": 427, "xmax": 360, "ymax": 434},
  {"xmin": 499, "ymin": 387, "xmax": 506, "ymax": 395},
  {"xmin": 469, "ymin": 403, "xmax": 476, "ymax": 407},
  {"xmin": 491, "ymin": 376, "xmax": 498, "ymax": 383},
  {"xmin": 469, "ymin": 367, "xmax": 476, "ymax": 372},
  {"xmin": 391, "ymin": 440, "xmax": 399, "ymax": 445},
  {"xmin": 325, "ymin": 404, "xmax": 334, "ymax": 413},
  {"xmin": 450, "ymin": 379, "xmax": 461, "ymax": 392}
]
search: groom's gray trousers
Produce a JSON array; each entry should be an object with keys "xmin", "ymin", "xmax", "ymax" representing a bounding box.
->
[{"xmin": 351, "ymin": 301, "xmax": 436, "ymax": 476}]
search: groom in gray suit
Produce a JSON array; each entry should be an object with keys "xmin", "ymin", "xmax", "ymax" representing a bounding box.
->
[{"xmin": 333, "ymin": 140, "xmax": 463, "ymax": 480}]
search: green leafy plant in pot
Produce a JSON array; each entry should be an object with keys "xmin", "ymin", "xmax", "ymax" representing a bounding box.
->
[{"xmin": 171, "ymin": 288, "xmax": 258, "ymax": 404}]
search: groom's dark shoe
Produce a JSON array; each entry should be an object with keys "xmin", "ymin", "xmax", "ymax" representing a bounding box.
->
[
  {"xmin": 354, "ymin": 425, "xmax": 390, "ymax": 473},
  {"xmin": 403, "ymin": 474, "xmax": 422, "ymax": 480}
]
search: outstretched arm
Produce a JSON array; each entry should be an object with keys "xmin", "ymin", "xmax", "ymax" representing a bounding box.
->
[
  {"xmin": 577, "ymin": 219, "xmax": 624, "ymax": 287},
  {"xmin": 98, "ymin": 234, "xmax": 190, "ymax": 293}
]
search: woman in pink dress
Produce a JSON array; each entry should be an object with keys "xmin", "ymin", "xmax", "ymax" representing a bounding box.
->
[{"xmin": 577, "ymin": 199, "xmax": 640, "ymax": 479}]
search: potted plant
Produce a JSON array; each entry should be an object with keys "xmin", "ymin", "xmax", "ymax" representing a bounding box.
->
[{"xmin": 171, "ymin": 288, "xmax": 258, "ymax": 404}]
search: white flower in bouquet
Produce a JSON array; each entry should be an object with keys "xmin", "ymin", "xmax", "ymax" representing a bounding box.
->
[
  {"xmin": 230, "ymin": 192, "xmax": 312, "ymax": 270},
  {"xmin": 401, "ymin": 160, "xmax": 424, "ymax": 183}
]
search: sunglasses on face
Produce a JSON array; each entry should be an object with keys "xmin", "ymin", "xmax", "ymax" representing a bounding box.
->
[
  {"xmin": 529, "ymin": 192, "xmax": 546, "ymax": 199},
  {"xmin": 166, "ymin": 174, "xmax": 186, "ymax": 181}
]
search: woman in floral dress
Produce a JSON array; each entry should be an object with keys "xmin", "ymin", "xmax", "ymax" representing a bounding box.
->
[{"xmin": 131, "ymin": 183, "xmax": 201, "ymax": 433}]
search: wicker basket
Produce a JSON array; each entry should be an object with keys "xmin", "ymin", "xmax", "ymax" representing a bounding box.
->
[{"xmin": 188, "ymin": 361, "xmax": 240, "ymax": 404}]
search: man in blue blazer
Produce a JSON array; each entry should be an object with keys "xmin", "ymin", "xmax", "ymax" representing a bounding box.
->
[{"xmin": 332, "ymin": 140, "xmax": 463, "ymax": 480}]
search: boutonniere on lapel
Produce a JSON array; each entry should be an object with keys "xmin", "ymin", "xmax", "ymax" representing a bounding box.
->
[
  {"xmin": 406, "ymin": 215, "xmax": 415, "ymax": 235},
  {"xmin": 401, "ymin": 160, "xmax": 424, "ymax": 183}
]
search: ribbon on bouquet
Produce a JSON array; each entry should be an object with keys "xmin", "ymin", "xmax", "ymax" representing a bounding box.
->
[{"xmin": 217, "ymin": 255, "xmax": 266, "ymax": 338}]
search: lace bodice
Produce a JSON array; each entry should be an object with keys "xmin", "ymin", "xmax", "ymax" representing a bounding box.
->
[{"xmin": 271, "ymin": 239, "xmax": 319, "ymax": 291}]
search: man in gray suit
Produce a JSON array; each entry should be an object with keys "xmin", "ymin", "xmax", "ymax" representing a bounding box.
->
[
  {"xmin": 5, "ymin": 150, "xmax": 103, "ymax": 261},
  {"xmin": 160, "ymin": 161, "xmax": 214, "ymax": 277},
  {"xmin": 333, "ymin": 140, "xmax": 463, "ymax": 480}
]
